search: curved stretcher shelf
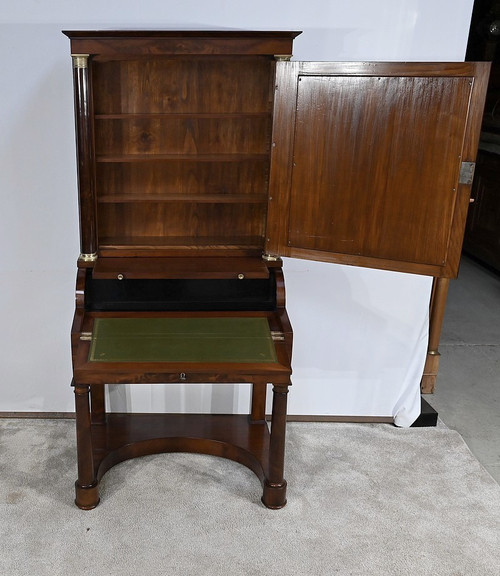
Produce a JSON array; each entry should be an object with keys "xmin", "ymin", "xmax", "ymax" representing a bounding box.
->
[{"xmin": 75, "ymin": 413, "xmax": 287, "ymax": 510}]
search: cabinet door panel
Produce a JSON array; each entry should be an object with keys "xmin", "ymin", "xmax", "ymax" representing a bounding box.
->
[{"xmin": 267, "ymin": 62, "xmax": 490, "ymax": 277}]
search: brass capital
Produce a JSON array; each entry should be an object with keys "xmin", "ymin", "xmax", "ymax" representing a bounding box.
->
[
  {"xmin": 72, "ymin": 54, "xmax": 89, "ymax": 69},
  {"xmin": 262, "ymin": 253, "xmax": 281, "ymax": 262},
  {"xmin": 78, "ymin": 252, "xmax": 97, "ymax": 263}
]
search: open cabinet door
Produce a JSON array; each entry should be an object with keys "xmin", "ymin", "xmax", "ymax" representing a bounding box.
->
[{"xmin": 266, "ymin": 61, "xmax": 490, "ymax": 278}]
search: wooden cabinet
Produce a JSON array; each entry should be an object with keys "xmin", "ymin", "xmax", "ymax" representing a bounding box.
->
[
  {"xmin": 464, "ymin": 0, "xmax": 500, "ymax": 273},
  {"xmin": 64, "ymin": 30, "xmax": 489, "ymax": 509},
  {"xmin": 464, "ymin": 147, "xmax": 500, "ymax": 271}
]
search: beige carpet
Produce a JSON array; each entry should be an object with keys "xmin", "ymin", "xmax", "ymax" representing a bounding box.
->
[{"xmin": 1, "ymin": 418, "xmax": 499, "ymax": 575}]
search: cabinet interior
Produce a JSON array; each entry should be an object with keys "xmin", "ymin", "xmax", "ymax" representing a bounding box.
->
[{"xmin": 91, "ymin": 56, "xmax": 275, "ymax": 256}]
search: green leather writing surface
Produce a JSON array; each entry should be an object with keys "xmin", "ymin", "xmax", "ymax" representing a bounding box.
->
[{"xmin": 89, "ymin": 317, "xmax": 278, "ymax": 363}]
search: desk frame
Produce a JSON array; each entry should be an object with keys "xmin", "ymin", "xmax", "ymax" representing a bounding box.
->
[{"xmin": 72, "ymin": 310, "xmax": 292, "ymax": 509}]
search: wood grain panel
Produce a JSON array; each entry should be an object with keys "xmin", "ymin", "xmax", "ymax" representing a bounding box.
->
[
  {"xmin": 94, "ymin": 116, "xmax": 271, "ymax": 156},
  {"xmin": 63, "ymin": 30, "xmax": 300, "ymax": 60},
  {"xmin": 287, "ymin": 75, "xmax": 471, "ymax": 267},
  {"xmin": 97, "ymin": 203, "xmax": 267, "ymax": 241},
  {"xmin": 92, "ymin": 257, "xmax": 270, "ymax": 279},
  {"xmin": 96, "ymin": 160, "xmax": 269, "ymax": 198},
  {"xmin": 92, "ymin": 58, "xmax": 273, "ymax": 114}
]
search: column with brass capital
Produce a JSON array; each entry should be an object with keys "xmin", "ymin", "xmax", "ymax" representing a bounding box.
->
[{"xmin": 71, "ymin": 54, "xmax": 98, "ymax": 264}]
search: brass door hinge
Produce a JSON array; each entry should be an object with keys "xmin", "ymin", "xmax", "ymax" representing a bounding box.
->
[{"xmin": 459, "ymin": 162, "xmax": 475, "ymax": 185}]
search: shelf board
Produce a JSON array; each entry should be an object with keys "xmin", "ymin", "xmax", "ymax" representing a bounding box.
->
[
  {"xmin": 90, "ymin": 413, "xmax": 270, "ymax": 487},
  {"xmin": 98, "ymin": 193, "xmax": 268, "ymax": 204},
  {"xmin": 95, "ymin": 112, "xmax": 271, "ymax": 119},
  {"xmin": 96, "ymin": 153, "xmax": 269, "ymax": 163},
  {"xmin": 99, "ymin": 235, "xmax": 265, "ymax": 250}
]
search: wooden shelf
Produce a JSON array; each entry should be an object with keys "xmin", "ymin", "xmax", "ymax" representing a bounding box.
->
[
  {"xmin": 91, "ymin": 413, "xmax": 270, "ymax": 482},
  {"xmin": 96, "ymin": 153, "xmax": 269, "ymax": 163},
  {"xmin": 98, "ymin": 193, "xmax": 268, "ymax": 204},
  {"xmin": 98, "ymin": 235, "xmax": 265, "ymax": 250},
  {"xmin": 95, "ymin": 112, "xmax": 271, "ymax": 119}
]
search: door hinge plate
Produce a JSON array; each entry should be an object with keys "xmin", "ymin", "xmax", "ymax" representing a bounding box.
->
[{"xmin": 459, "ymin": 162, "xmax": 475, "ymax": 185}]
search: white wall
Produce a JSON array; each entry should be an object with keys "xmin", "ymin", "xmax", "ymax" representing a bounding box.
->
[{"xmin": 0, "ymin": 0, "xmax": 474, "ymax": 424}]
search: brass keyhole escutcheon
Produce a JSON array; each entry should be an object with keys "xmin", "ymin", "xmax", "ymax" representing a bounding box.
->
[{"xmin": 180, "ymin": 372, "xmax": 187, "ymax": 381}]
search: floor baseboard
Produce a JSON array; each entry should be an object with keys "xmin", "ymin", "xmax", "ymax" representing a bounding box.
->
[{"xmin": 0, "ymin": 402, "xmax": 436, "ymax": 426}]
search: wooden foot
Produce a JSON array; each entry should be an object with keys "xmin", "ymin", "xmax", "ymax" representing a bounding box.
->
[
  {"xmin": 75, "ymin": 480, "xmax": 100, "ymax": 510},
  {"xmin": 262, "ymin": 479, "xmax": 287, "ymax": 509}
]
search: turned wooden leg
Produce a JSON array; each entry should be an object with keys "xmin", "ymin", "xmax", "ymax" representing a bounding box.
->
[
  {"xmin": 250, "ymin": 379, "xmax": 267, "ymax": 422},
  {"xmin": 421, "ymin": 277, "xmax": 450, "ymax": 394},
  {"xmin": 262, "ymin": 382, "xmax": 289, "ymax": 509},
  {"xmin": 73, "ymin": 382, "xmax": 100, "ymax": 510}
]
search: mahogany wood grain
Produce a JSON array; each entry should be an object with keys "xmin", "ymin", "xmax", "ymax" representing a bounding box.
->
[
  {"xmin": 97, "ymin": 240, "xmax": 265, "ymax": 259},
  {"xmin": 96, "ymin": 204, "xmax": 267, "ymax": 245},
  {"xmin": 263, "ymin": 384, "xmax": 289, "ymax": 508},
  {"xmin": 267, "ymin": 61, "xmax": 490, "ymax": 279},
  {"xmin": 88, "ymin": 53, "xmax": 275, "ymax": 255},
  {"xmin": 63, "ymin": 30, "xmax": 300, "ymax": 59},
  {"xmin": 442, "ymin": 62, "xmax": 492, "ymax": 276},
  {"xmin": 250, "ymin": 379, "xmax": 268, "ymax": 422},
  {"xmin": 266, "ymin": 61, "xmax": 299, "ymax": 257},
  {"xmin": 94, "ymin": 117, "xmax": 271, "ymax": 156},
  {"xmin": 289, "ymin": 75, "xmax": 470, "ymax": 262},
  {"xmin": 96, "ymin": 160, "xmax": 269, "ymax": 202},
  {"xmin": 92, "ymin": 257, "xmax": 270, "ymax": 279},
  {"xmin": 74, "ymin": 383, "xmax": 100, "ymax": 509},
  {"xmin": 76, "ymin": 412, "xmax": 282, "ymax": 509},
  {"xmin": 92, "ymin": 57, "xmax": 274, "ymax": 115}
]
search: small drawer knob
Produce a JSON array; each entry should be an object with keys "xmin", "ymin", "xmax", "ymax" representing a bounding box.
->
[
  {"xmin": 237, "ymin": 273, "xmax": 245, "ymax": 280},
  {"xmin": 117, "ymin": 274, "xmax": 124, "ymax": 280}
]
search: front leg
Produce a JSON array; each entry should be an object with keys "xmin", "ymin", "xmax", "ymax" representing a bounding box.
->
[
  {"xmin": 73, "ymin": 382, "xmax": 100, "ymax": 509},
  {"xmin": 262, "ymin": 382, "xmax": 289, "ymax": 509}
]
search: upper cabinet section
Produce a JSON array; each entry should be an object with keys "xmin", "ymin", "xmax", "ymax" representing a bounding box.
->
[
  {"xmin": 266, "ymin": 61, "xmax": 490, "ymax": 278},
  {"xmin": 64, "ymin": 32, "xmax": 489, "ymax": 277},
  {"xmin": 63, "ymin": 31, "xmax": 300, "ymax": 260}
]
